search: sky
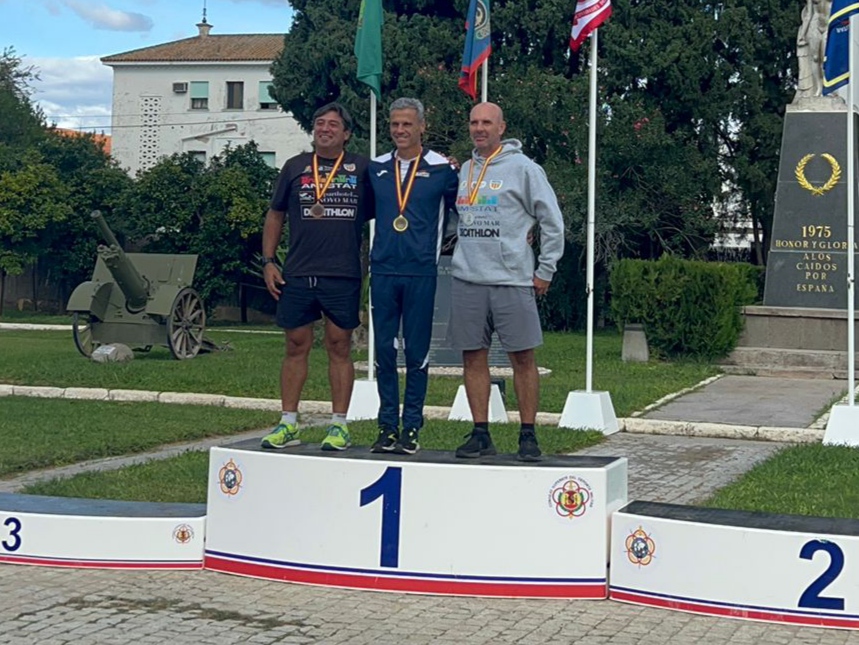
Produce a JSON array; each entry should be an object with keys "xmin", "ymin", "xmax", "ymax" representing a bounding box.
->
[{"xmin": 0, "ymin": 0, "xmax": 295, "ymax": 132}]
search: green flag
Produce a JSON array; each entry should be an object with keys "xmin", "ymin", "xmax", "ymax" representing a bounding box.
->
[{"xmin": 354, "ymin": 0, "xmax": 382, "ymax": 100}]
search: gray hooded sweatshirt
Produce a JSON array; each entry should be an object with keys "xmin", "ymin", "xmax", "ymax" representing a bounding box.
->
[{"xmin": 451, "ymin": 139, "xmax": 565, "ymax": 287}]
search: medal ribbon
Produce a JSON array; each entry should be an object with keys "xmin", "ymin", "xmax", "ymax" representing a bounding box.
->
[
  {"xmin": 312, "ymin": 151, "xmax": 345, "ymax": 203},
  {"xmin": 467, "ymin": 146, "xmax": 503, "ymax": 205},
  {"xmin": 395, "ymin": 149, "xmax": 422, "ymax": 216}
]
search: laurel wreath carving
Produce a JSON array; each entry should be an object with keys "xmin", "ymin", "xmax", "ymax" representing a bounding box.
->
[{"xmin": 795, "ymin": 153, "xmax": 841, "ymax": 196}]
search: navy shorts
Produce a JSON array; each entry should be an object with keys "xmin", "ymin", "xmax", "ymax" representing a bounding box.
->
[{"xmin": 276, "ymin": 276, "xmax": 362, "ymax": 331}]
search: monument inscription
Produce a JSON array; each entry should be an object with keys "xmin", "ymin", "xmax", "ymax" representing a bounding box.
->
[{"xmin": 763, "ymin": 109, "xmax": 859, "ymax": 308}]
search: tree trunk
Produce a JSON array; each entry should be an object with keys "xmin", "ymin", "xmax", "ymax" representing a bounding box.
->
[
  {"xmin": 32, "ymin": 260, "xmax": 39, "ymax": 312},
  {"xmin": 0, "ymin": 268, "xmax": 5, "ymax": 318}
]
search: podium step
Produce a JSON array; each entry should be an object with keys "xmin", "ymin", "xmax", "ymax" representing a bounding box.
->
[
  {"xmin": 204, "ymin": 440, "xmax": 628, "ymax": 598},
  {"xmin": 0, "ymin": 493, "xmax": 205, "ymax": 569},
  {"xmin": 611, "ymin": 501, "xmax": 859, "ymax": 629}
]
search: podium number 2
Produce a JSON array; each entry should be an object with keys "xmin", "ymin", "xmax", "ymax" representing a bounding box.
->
[
  {"xmin": 798, "ymin": 540, "xmax": 844, "ymax": 610},
  {"xmin": 360, "ymin": 467, "xmax": 402, "ymax": 568},
  {"xmin": 2, "ymin": 517, "xmax": 22, "ymax": 552}
]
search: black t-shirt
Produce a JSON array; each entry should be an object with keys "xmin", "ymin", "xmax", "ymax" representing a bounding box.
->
[{"xmin": 269, "ymin": 151, "xmax": 372, "ymax": 279}]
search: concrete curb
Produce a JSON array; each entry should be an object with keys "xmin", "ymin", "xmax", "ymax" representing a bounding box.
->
[
  {"xmin": 622, "ymin": 418, "xmax": 823, "ymax": 443},
  {"xmin": 0, "ymin": 323, "xmax": 71, "ymax": 331},
  {"xmin": 1, "ymin": 383, "xmax": 825, "ymax": 443}
]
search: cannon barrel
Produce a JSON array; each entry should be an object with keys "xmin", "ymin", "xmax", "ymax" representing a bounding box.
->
[{"xmin": 91, "ymin": 210, "xmax": 149, "ymax": 311}]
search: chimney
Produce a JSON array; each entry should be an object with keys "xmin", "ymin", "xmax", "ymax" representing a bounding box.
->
[{"xmin": 197, "ymin": 19, "xmax": 212, "ymax": 37}]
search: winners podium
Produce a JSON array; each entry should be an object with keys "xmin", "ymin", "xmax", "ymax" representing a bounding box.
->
[
  {"xmin": 0, "ymin": 493, "xmax": 205, "ymax": 569},
  {"xmin": 204, "ymin": 440, "xmax": 628, "ymax": 598}
]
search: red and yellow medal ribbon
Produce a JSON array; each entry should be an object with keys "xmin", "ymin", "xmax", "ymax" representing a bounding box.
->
[
  {"xmin": 467, "ymin": 146, "xmax": 503, "ymax": 205},
  {"xmin": 312, "ymin": 151, "xmax": 345, "ymax": 204},
  {"xmin": 394, "ymin": 149, "xmax": 422, "ymax": 216}
]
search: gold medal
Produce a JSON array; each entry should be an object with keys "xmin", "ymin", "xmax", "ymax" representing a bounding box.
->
[
  {"xmin": 393, "ymin": 215, "xmax": 409, "ymax": 232},
  {"xmin": 393, "ymin": 150, "xmax": 421, "ymax": 234},
  {"xmin": 311, "ymin": 151, "xmax": 345, "ymax": 218}
]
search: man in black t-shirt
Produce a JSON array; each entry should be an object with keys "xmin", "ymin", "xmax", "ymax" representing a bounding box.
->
[{"xmin": 259, "ymin": 102, "xmax": 372, "ymax": 452}]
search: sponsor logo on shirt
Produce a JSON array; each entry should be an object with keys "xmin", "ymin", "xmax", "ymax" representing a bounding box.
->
[{"xmin": 301, "ymin": 206, "xmax": 357, "ymax": 220}]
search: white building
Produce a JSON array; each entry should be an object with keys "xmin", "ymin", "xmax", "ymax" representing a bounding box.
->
[{"xmin": 102, "ymin": 20, "xmax": 311, "ymax": 176}]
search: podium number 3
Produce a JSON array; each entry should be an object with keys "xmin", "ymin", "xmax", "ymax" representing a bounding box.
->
[
  {"xmin": 360, "ymin": 467, "xmax": 402, "ymax": 568},
  {"xmin": 2, "ymin": 517, "xmax": 22, "ymax": 552},
  {"xmin": 798, "ymin": 539, "xmax": 844, "ymax": 610}
]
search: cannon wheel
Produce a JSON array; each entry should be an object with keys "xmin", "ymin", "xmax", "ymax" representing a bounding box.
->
[
  {"xmin": 167, "ymin": 288, "xmax": 205, "ymax": 360},
  {"xmin": 72, "ymin": 312, "xmax": 96, "ymax": 357}
]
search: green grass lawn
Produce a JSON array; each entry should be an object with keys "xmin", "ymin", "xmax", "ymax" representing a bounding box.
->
[
  {"xmin": 21, "ymin": 419, "xmax": 604, "ymax": 503},
  {"xmin": 0, "ymin": 328, "xmax": 717, "ymax": 416},
  {"xmin": 0, "ymin": 397, "xmax": 274, "ymax": 478},
  {"xmin": 0, "ymin": 310, "xmax": 71, "ymax": 325},
  {"xmin": 704, "ymin": 443, "xmax": 859, "ymax": 519}
]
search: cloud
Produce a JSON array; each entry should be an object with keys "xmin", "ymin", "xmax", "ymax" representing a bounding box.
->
[
  {"xmin": 62, "ymin": 1, "xmax": 153, "ymax": 32},
  {"xmin": 26, "ymin": 56, "xmax": 113, "ymax": 132}
]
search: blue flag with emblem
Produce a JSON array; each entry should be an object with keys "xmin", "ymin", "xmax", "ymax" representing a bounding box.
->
[
  {"xmin": 458, "ymin": 0, "xmax": 491, "ymax": 100},
  {"xmin": 824, "ymin": 0, "xmax": 859, "ymax": 94}
]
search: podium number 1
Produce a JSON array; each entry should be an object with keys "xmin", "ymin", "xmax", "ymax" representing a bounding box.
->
[{"xmin": 360, "ymin": 467, "xmax": 402, "ymax": 568}]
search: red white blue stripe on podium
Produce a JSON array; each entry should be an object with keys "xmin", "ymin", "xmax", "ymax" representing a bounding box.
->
[
  {"xmin": 205, "ymin": 550, "xmax": 606, "ymax": 598},
  {"xmin": 611, "ymin": 587, "xmax": 859, "ymax": 630},
  {"xmin": 0, "ymin": 553, "xmax": 202, "ymax": 570}
]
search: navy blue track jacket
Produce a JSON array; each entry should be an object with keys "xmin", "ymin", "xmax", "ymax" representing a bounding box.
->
[{"xmin": 369, "ymin": 149, "xmax": 458, "ymax": 276}]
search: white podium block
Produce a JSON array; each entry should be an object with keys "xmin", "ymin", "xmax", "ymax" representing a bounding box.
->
[
  {"xmin": 0, "ymin": 493, "xmax": 205, "ymax": 569},
  {"xmin": 347, "ymin": 379, "xmax": 381, "ymax": 421},
  {"xmin": 205, "ymin": 441, "xmax": 627, "ymax": 598},
  {"xmin": 448, "ymin": 384, "xmax": 508, "ymax": 422},
  {"xmin": 559, "ymin": 390, "xmax": 619, "ymax": 435},
  {"xmin": 823, "ymin": 404, "xmax": 859, "ymax": 446},
  {"xmin": 610, "ymin": 501, "xmax": 859, "ymax": 629}
]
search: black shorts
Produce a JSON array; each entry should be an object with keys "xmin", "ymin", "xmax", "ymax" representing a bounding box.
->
[{"xmin": 276, "ymin": 276, "xmax": 362, "ymax": 331}]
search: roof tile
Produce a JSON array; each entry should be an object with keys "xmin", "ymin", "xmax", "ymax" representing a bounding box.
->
[{"xmin": 102, "ymin": 34, "xmax": 285, "ymax": 63}]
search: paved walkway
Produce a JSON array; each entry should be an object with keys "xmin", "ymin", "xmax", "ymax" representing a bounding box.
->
[
  {"xmin": 1, "ymin": 431, "xmax": 853, "ymax": 644},
  {"xmin": 1, "ymin": 360, "xmax": 856, "ymax": 641}
]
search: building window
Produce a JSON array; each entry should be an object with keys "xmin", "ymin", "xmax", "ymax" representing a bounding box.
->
[
  {"xmin": 226, "ymin": 81, "xmax": 244, "ymax": 109},
  {"xmin": 260, "ymin": 151, "xmax": 276, "ymax": 168},
  {"xmin": 259, "ymin": 81, "xmax": 278, "ymax": 110},
  {"xmin": 189, "ymin": 151, "xmax": 207, "ymax": 165},
  {"xmin": 190, "ymin": 81, "xmax": 209, "ymax": 110}
]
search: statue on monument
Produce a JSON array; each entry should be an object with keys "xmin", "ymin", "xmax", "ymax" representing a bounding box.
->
[{"xmin": 794, "ymin": 0, "xmax": 831, "ymax": 100}]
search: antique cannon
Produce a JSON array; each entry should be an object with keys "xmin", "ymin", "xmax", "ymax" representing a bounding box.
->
[{"xmin": 66, "ymin": 211, "xmax": 207, "ymax": 360}]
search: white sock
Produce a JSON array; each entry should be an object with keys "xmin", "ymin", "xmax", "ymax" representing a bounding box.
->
[
  {"xmin": 331, "ymin": 413, "xmax": 348, "ymax": 427},
  {"xmin": 280, "ymin": 411, "xmax": 298, "ymax": 426}
]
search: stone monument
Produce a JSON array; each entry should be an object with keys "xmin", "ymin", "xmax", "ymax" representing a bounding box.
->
[{"xmin": 726, "ymin": 1, "xmax": 859, "ymax": 377}]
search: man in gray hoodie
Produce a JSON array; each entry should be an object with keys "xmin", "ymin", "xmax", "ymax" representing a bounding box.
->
[{"xmin": 448, "ymin": 102, "xmax": 565, "ymax": 462}]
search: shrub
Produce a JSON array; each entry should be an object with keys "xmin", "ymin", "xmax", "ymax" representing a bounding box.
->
[{"xmin": 610, "ymin": 256, "xmax": 758, "ymax": 359}]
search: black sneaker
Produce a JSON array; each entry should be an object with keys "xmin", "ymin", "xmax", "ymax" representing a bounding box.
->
[
  {"xmin": 371, "ymin": 428, "xmax": 399, "ymax": 453},
  {"xmin": 517, "ymin": 432, "xmax": 542, "ymax": 462},
  {"xmin": 394, "ymin": 428, "xmax": 420, "ymax": 455},
  {"xmin": 455, "ymin": 429, "xmax": 497, "ymax": 459}
]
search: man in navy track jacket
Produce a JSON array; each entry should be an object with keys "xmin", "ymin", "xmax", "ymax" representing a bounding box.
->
[{"xmin": 368, "ymin": 97, "xmax": 458, "ymax": 455}]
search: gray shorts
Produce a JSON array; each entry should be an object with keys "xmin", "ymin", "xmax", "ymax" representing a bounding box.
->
[{"xmin": 447, "ymin": 278, "xmax": 543, "ymax": 353}]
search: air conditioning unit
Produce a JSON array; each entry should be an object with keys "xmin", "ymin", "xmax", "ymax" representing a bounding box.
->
[{"xmin": 172, "ymin": 82, "xmax": 188, "ymax": 94}]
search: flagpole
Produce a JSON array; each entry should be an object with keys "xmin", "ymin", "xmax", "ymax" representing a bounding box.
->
[
  {"xmin": 848, "ymin": 14, "xmax": 856, "ymax": 406},
  {"xmin": 559, "ymin": 0, "xmax": 617, "ymax": 433},
  {"xmin": 584, "ymin": 29, "xmax": 598, "ymax": 393},
  {"xmin": 822, "ymin": 9, "xmax": 859, "ymax": 444},
  {"xmin": 368, "ymin": 91, "xmax": 377, "ymax": 382},
  {"xmin": 481, "ymin": 59, "xmax": 488, "ymax": 102}
]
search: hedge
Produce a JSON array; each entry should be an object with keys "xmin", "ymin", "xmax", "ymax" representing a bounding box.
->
[{"xmin": 610, "ymin": 256, "xmax": 759, "ymax": 359}]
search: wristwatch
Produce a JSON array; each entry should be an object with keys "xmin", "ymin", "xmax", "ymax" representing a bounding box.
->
[{"xmin": 262, "ymin": 256, "xmax": 277, "ymax": 266}]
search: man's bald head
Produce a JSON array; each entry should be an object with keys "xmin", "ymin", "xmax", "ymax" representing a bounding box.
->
[{"xmin": 469, "ymin": 102, "xmax": 507, "ymax": 157}]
